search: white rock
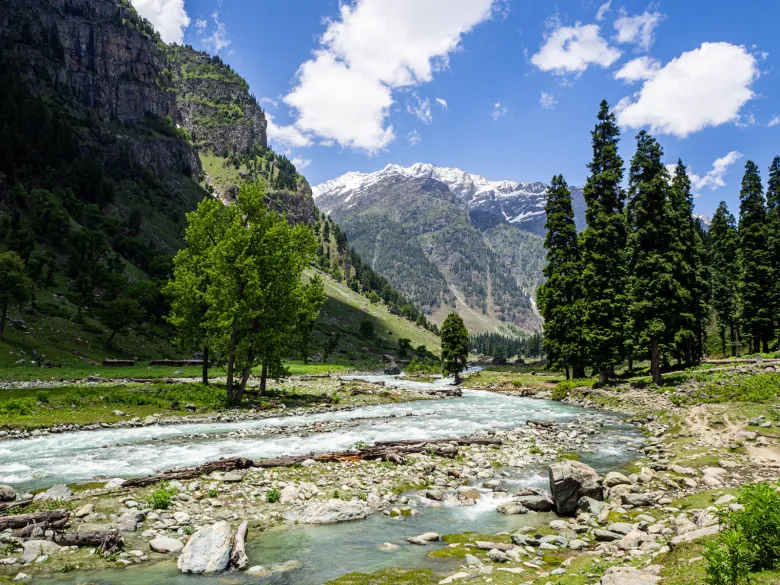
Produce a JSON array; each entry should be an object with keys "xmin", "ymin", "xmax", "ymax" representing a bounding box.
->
[
  {"xmin": 149, "ymin": 537, "xmax": 184, "ymax": 553},
  {"xmin": 177, "ymin": 521, "xmax": 233, "ymax": 574},
  {"xmin": 20, "ymin": 541, "xmax": 60, "ymax": 564}
]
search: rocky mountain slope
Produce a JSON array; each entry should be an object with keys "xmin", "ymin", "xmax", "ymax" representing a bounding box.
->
[{"xmin": 314, "ymin": 164, "xmax": 564, "ymax": 333}]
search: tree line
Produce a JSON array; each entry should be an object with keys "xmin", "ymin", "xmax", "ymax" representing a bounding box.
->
[
  {"xmin": 538, "ymin": 100, "xmax": 780, "ymax": 384},
  {"xmin": 469, "ymin": 332, "xmax": 544, "ymax": 360}
]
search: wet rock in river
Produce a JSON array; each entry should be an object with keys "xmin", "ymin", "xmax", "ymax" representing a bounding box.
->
[
  {"xmin": 149, "ymin": 537, "xmax": 184, "ymax": 553},
  {"xmin": 177, "ymin": 521, "xmax": 233, "ymax": 574},
  {"xmin": 290, "ymin": 499, "xmax": 368, "ymax": 524},
  {"xmin": 496, "ymin": 501, "xmax": 529, "ymax": 515},
  {"xmin": 407, "ymin": 532, "xmax": 440, "ymax": 545},
  {"xmin": 0, "ymin": 485, "xmax": 16, "ymax": 502}
]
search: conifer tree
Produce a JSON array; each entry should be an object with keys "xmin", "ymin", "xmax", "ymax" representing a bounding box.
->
[
  {"xmin": 441, "ymin": 313, "xmax": 469, "ymax": 384},
  {"xmin": 767, "ymin": 156, "xmax": 780, "ymax": 344},
  {"xmin": 669, "ymin": 160, "xmax": 710, "ymax": 365},
  {"xmin": 625, "ymin": 131, "xmax": 677, "ymax": 384},
  {"xmin": 537, "ymin": 175, "xmax": 585, "ymax": 379},
  {"xmin": 710, "ymin": 202, "xmax": 740, "ymax": 357},
  {"xmin": 738, "ymin": 161, "xmax": 773, "ymax": 352},
  {"xmin": 580, "ymin": 100, "xmax": 627, "ymax": 383}
]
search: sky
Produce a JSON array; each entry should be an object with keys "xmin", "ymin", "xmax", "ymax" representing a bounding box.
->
[{"xmin": 130, "ymin": 0, "xmax": 780, "ymax": 217}]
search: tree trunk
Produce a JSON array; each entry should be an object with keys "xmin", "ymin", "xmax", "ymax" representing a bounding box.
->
[
  {"xmin": 720, "ymin": 329, "xmax": 727, "ymax": 359},
  {"xmin": 650, "ymin": 339, "xmax": 662, "ymax": 385},
  {"xmin": 0, "ymin": 298, "xmax": 7, "ymax": 340},
  {"xmin": 762, "ymin": 338, "xmax": 769, "ymax": 353},
  {"xmin": 226, "ymin": 327, "xmax": 240, "ymax": 404},
  {"xmin": 753, "ymin": 335, "xmax": 761, "ymax": 355},
  {"xmin": 564, "ymin": 364, "xmax": 570, "ymax": 380},
  {"xmin": 573, "ymin": 362, "xmax": 586, "ymax": 379},
  {"xmin": 598, "ymin": 368, "xmax": 608, "ymax": 384},
  {"xmin": 105, "ymin": 329, "xmax": 117, "ymax": 348},
  {"xmin": 627, "ymin": 353, "xmax": 634, "ymax": 374},
  {"xmin": 202, "ymin": 346, "xmax": 209, "ymax": 385},
  {"xmin": 236, "ymin": 365, "xmax": 252, "ymax": 404},
  {"xmin": 230, "ymin": 520, "xmax": 249, "ymax": 570},
  {"xmin": 259, "ymin": 362, "xmax": 267, "ymax": 395},
  {"xmin": 730, "ymin": 322, "xmax": 737, "ymax": 357}
]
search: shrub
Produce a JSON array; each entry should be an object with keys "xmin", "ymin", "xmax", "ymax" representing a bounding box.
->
[
  {"xmin": 552, "ymin": 378, "xmax": 592, "ymax": 401},
  {"xmin": 704, "ymin": 482, "xmax": 780, "ymax": 584},
  {"xmin": 148, "ymin": 483, "xmax": 176, "ymax": 510},
  {"xmin": 406, "ymin": 357, "xmax": 440, "ymax": 375},
  {"xmin": 207, "ymin": 489, "xmax": 219, "ymax": 498},
  {"xmin": 266, "ymin": 488, "xmax": 281, "ymax": 503}
]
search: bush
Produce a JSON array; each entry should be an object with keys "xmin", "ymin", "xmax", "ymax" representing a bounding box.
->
[
  {"xmin": 552, "ymin": 378, "xmax": 592, "ymax": 401},
  {"xmin": 148, "ymin": 483, "xmax": 177, "ymax": 510},
  {"xmin": 266, "ymin": 488, "xmax": 281, "ymax": 503},
  {"xmin": 406, "ymin": 356, "xmax": 440, "ymax": 375},
  {"xmin": 704, "ymin": 482, "xmax": 780, "ymax": 584},
  {"xmin": 359, "ymin": 320, "xmax": 374, "ymax": 339}
]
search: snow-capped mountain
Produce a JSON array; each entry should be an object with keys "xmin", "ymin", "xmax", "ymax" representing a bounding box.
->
[{"xmin": 313, "ymin": 163, "xmax": 586, "ymax": 236}]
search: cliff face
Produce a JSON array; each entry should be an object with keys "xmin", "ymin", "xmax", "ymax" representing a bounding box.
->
[
  {"xmin": 0, "ymin": 0, "xmax": 200, "ymax": 175},
  {"xmin": 167, "ymin": 44, "xmax": 267, "ymax": 157}
]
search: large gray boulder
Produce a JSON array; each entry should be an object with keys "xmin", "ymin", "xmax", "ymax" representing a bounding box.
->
[
  {"xmin": 33, "ymin": 484, "xmax": 72, "ymax": 501},
  {"xmin": 115, "ymin": 511, "xmax": 146, "ymax": 532},
  {"xmin": 0, "ymin": 485, "xmax": 16, "ymax": 502},
  {"xmin": 600, "ymin": 566, "xmax": 661, "ymax": 585},
  {"xmin": 20, "ymin": 540, "xmax": 60, "ymax": 564},
  {"xmin": 288, "ymin": 499, "xmax": 368, "ymax": 524},
  {"xmin": 514, "ymin": 495, "xmax": 553, "ymax": 512},
  {"xmin": 177, "ymin": 521, "xmax": 233, "ymax": 574},
  {"xmin": 548, "ymin": 461, "xmax": 602, "ymax": 516},
  {"xmin": 384, "ymin": 362, "xmax": 402, "ymax": 375},
  {"xmin": 150, "ymin": 537, "xmax": 184, "ymax": 553}
]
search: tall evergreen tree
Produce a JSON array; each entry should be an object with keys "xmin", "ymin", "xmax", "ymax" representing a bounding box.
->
[
  {"xmin": 669, "ymin": 160, "xmax": 710, "ymax": 365},
  {"xmin": 440, "ymin": 313, "xmax": 469, "ymax": 383},
  {"xmin": 580, "ymin": 100, "xmax": 627, "ymax": 383},
  {"xmin": 625, "ymin": 131, "xmax": 677, "ymax": 384},
  {"xmin": 710, "ymin": 202, "xmax": 740, "ymax": 357},
  {"xmin": 738, "ymin": 161, "xmax": 774, "ymax": 352},
  {"xmin": 537, "ymin": 175, "xmax": 585, "ymax": 379},
  {"xmin": 767, "ymin": 156, "xmax": 780, "ymax": 345}
]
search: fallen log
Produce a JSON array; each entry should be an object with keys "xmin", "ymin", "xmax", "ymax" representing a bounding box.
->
[
  {"xmin": 122, "ymin": 457, "xmax": 253, "ymax": 488},
  {"xmin": 0, "ymin": 510, "xmax": 69, "ymax": 531},
  {"xmin": 230, "ymin": 520, "xmax": 249, "ymax": 570},
  {"xmin": 24, "ymin": 530, "xmax": 124, "ymax": 553},
  {"xmin": 0, "ymin": 499, "xmax": 33, "ymax": 514},
  {"xmin": 702, "ymin": 358, "xmax": 780, "ymax": 365}
]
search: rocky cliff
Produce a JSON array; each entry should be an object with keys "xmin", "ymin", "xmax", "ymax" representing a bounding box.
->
[
  {"xmin": 168, "ymin": 44, "xmax": 267, "ymax": 157},
  {"xmin": 0, "ymin": 0, "xmax": 200, "ymax": 176}
]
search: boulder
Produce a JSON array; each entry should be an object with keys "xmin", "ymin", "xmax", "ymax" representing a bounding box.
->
[
  {"xmin": 0, "ymin": 485, "xmax": 16, "ymax": 502},
  {"xmin": 622, "ymin": 492, "xmax": 656, "ymax": 507},
  {"xmin": 425, "ymin": 489, "xmax": 444, "ymax": 501},
  {"xmin": 496, "ymin": 501, "xmax": 529, "ymax": 515},
  {"xmin": 150, "ymin": 537, "xmax": 184, "ymax": 553},
  {"xmin": 280, "ymin": 485, "xmax": 299, "ymax": 504},
  {"xmin": 548, "ymin": 461, "xmax": 602, "ymax": 515},
  {"xmin": 577, "ymin": 496, "xmax": 606, "ymax": 515},
  {"xmin": 458, "ymin": 486, "xmax": 481, "ymax": 500},
  {"xmin": 290, "ymin": 499, "xmax": 368, "ymax": 524},
  {"xmin": 34, "ymin": 484, "xmax": 72, "ymax": 501},
  {"xmin": 593, "ymin": 529, "xmax": 622, "ymax": 542},
  {"xmin": 115, "ymin": 511, "xmax": 145, "ymax": 532},
  {"xmin": 487, "ymin": 548, "xmax": 509, "ymax": 563},
  {"xmin": 515, "ymin": 495, "xmax": 553, "ymax": 512},
  {"xmin": 384, "ymin": 362, "xmax": 402, "ymax": 375},
  {"xmin": 603, "ymin": 472, "xmax": 632, "ymax": 488},
  {"xmin": 607, "ymin": 522, "xmax": 634, "ymax": 536},
  {"xmin": 104, "ymin": 478, "xmax": 125, "ymax": 489},
  {"xmin": 20, "ymin": 541, "xmax": 60, "ymax": 564},
  {"xmin": 407, "ymin": 532, "xmax": 440, "ymax": 545},
  {"xmin": 74, "ymin": 504, "xmax": 94, "ymax": 518},
  {"xmin": 601, "ymin": 566, "xmax": 661, "ymax": 585},
  {"xmin": 177, "ymin": 521, "xmax": 233, "ymax": 574}
]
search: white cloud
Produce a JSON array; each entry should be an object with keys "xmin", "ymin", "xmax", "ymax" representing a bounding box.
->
[
  {"xmin": 291, "ymin": 156, "xmax": 312, "ymax": 170},
  {"xmin": 407, "ymin": 130, "xmax": 422, "ymax": 146},
  {"xmin": 130, "ymin": 0, "xmax": 190, "ymax": 44},
  {"xmin": 671, "ymin": 152, "xmax": 744, "ymax": 192},
  {"xmin": 616, "ymin": 42, "xmax": 759, "ymax": 138},
  {"xmin": 283, "ymin": 0, "xmax": 497, "ymax": 152},
  {"xmin": 769, "ymin": 115, "xmax": 780, "ymax": 127},
  {"xmin": 407, "ymin": 93, "xmax": 433, "ymax": 124},
  {"xmin": 614, "ymin": 56, "xmax": 661, "ymax": 83},
  {"xmin": 596, "ymin": 1, "xmax": 611, "ymax": 21},
  {"xmin": 266, "ymin": 113, "xmax": 313, "ymax": 149},
  {"xmin": 530, "ymin": 21, "xmax": 621, "ymax": 76},
  {"xmin": 436, "ymin": 97, "xmax": 448, "ymax": 110},
  {"xmin": 492, "ymin": 102, "xmax": 508, "ymax": 120},
  {"xmin": 260, "ymin": 97, "xmax": 278, "ymax": 107},
  {"xmin": 202, "ymin": 12, "xmax": 230, "ymax": 53},
  {"xmin": 195, "ymin": 18, "xmax": 207, "ymax": 30},
  {"xmin": 540, "ymin": 91, "xmax": 557, "ymax": 109},
  {"xmin": 614, "ymin": 9, "xmax": 665, "ymax": 51}
]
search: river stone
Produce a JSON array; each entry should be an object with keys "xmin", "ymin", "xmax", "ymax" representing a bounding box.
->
[
  {"xmin": 568, "ymin": 539, "xmax": 587, "ymax": 550},
  {"xmin": 150, "ymin": 537, "xmax": 184, "ymax": 553},
  {"xmin": 74, "ymin": 504, "xmax": 94, "ymax": 518},
  {"xmin": 600, "ymin": 566, "xmax": 661, "ymax": 585},
  {"xmin": 34, "ymin": 484, "xmax": 72, "ymax": 501},
  {"xmin": 20, "ymin": 541, "xmax": 60, "ymax": 564},
  {"xmin": 440, "ymin": 572, "xmax": 471, "ymax": 584},
  {"xmin": 549, "ymin": 461, "xmax": 602, "ymax": 516},
  {"xmin": 487, "ymin": 548, "xmax": 509, "ymax": 563},
  {"xmin": 515, "ymin": 495, "xmax": 553, "ymax": 512},
  {"xmin": 622, "ymin": 492, "xmax": 656, "ymax": 507},
  {"xmin": 269, "ymin": 560, "xmax": 302, "ymax": 574},
  {"xmin": 608, "ymin": 522, "xmax": 634, "ymax": 536},
  {"xmin": 603, "ymin": 472, "xmax": 632, "ymax": 488},
  {"xmin": 476, "ymin": 541, "xmax": 513, "ymax": 551},
  {"xmin": 246, "ymin": 566, "xmax": 271, "ymax": 577},
  {"xmin": 115, "ymin": 511, "xmax": 145, "ymax": 532},
  {"xmin": 458, "ymin": 486, "xmax": 480, "ymax": 500},
  {"xmin": 292, "ymin": 499, "xmax": 368, "ymax": 524},
  {"xmin": 0, "ymin": 485, "xmax": 16, "ymax": 502},
  {"xmin": 465, "ymin": 553, "xmax": 483, "ymax": 565},
  {"xmin": 593, "ymin": 529, "xmax": 623, "ymax": 542},
  {"xmin": 280, "ymin": 485, "xmax": 299, "ymax": 504},
  {"xmin": 177, "ymin": 521, "xmax": 233, "ymax": 574},
  {"xmin": 378, "ymin": 542, "xmax": 399, "ymax": 552},
  {"xmin": 425, "ymin": 489, "xmax": 444, "ymax": 501},
  {"xmin": 407, "ymin": 532, "xmax": 439, "ymax": 545},
  {"xmin": 714, "ymin": 494, "xmax": 737, "ymax": 506},
  {"xmin": 577, "ymin": 496, "xmax": 606, "ymax": 515},
  {"xmin": 496, "ymin": 501, "xmax": 528, "ymax": 515},
  {"xmin": 104, "ymin": 478, "xmax": 125, "ymax": 489}
]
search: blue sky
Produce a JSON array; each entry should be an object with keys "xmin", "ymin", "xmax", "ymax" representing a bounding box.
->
[{"xmin": 132, "ymin": 0, "xmax": 780, "ymax": 217}]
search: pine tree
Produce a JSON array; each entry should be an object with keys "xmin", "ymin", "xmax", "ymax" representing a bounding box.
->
[
  {"xmin": 767, "ymin": 156, "xmax": 780, "ymax": 345},
  {"xmin": 738, "ymin": 161, "xmax": 774, "ymax": 352},
  {"xmin": 710, "ymin": 202, "xmax": 740, "ymax": 357},
  {"xmin": 537, "ymin": 175, "xmax": 585, "ymax": 378},
  {"xmin": 669, "ymin": 160, "xmax": 710, "ymax": 365},
  {"xmin": 625, "ymin": 131, "xmax": 677, "ymax": 384},
  {"xmin": 580, "ymin": 100, "xmax": 627, "ymax": 383},
  {"xmin": 441, "ymin": 313, "xmax": 469, "ymax": 383}
]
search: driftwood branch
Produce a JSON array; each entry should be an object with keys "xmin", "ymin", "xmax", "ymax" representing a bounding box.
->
[
  {"xmin": 230, "ymin": 520, "xmax": 249, "ymax": 570},
  {"xmin": 122, "ymin": 457, "xmax": 254, "ymax": 488},
  {"xmin": 0, "ymin": 499, "xmax": 33, "ymax": 514},
  {"xmin": 21, "ymin": 530, "xmax": 124, "ymax": 552}
]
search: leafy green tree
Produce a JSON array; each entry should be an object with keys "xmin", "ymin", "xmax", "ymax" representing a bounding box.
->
[
  {"xmin": 669, "ymin": 160, "xmax": 710, "ymax": 365},
  {"xmin": 537, "ymin": 175, "xmax": 585, "ymax": 379},
  {"xmin": 168, "ymin": 184, "xmax": 316, "ymax": 404},
  {"xmin": 580, "ymin": 100, "xmax": 627, "ymax": 383},
  {"xmin": 710, "ymin": 202, "xmax": 741, "ymax": 357},
  {"xmin": 359, "ymin": 320, "xmax": 375, "ymax": 339},
  {"xmin": 767, "ymin": 156, "xmax": 780, "ymax": 345},
  {"xmin": 441, "ymin": 312, "xmax": 469, "ymax": 383},
  {"xmin": 0, "ymin": 251, "xmax": 34, "ymax": 340},
  {"xmin": 397, "ymin": 337, "xmax": 412, "ymax": 357},
  {"xmin": 738, "ymin": 161, "xmax": 774, "ymax": 352},
  {"xmin": 294, "ymin": 274, "xmax": 326, "ymax": 364},
  {"xmin": 625, "ymin": 131, "xmax": 678, "ymax": 384},
  {"xmin": 99, "ymin": 297, "xmax": 142, "ymax": 348}
]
